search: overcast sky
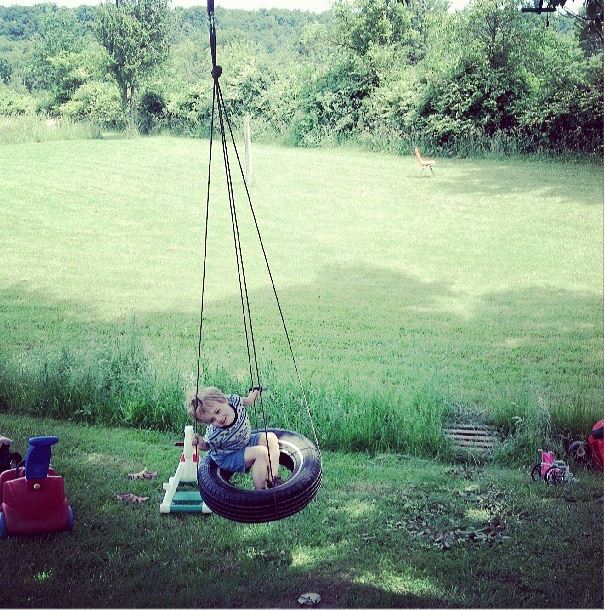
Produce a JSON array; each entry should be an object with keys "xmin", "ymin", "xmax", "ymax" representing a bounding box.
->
[{"xmin": 0, "ymin": 0, "xmax": 475, "ymax": 11}]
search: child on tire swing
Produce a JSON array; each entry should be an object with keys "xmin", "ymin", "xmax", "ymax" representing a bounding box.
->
[{"xmin": 187, "ymin": 386, "xmax": 284, "ymax": 489}]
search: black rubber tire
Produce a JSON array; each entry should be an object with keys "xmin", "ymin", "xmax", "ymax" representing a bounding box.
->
[
  {"xmin": 530, "ymin": 464, "xmax": 542, "ymax": 482},
  {"xmin": 198, "ymin": 428, "xmax": 322, "ymax": 523}
]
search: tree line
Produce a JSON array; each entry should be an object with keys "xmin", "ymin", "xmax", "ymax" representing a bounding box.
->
[{"xmin": 0, "ymin": 0, "xmax": 602, "ymax": 156}]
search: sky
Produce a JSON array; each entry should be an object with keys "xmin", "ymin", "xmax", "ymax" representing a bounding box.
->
[
  {"xmin": 0, "ymin": 0, "xmax": 472, "ymax": 11},
  {"xmin": 1, "ymin": 0, "xmax": 331, "ymax": 9}
]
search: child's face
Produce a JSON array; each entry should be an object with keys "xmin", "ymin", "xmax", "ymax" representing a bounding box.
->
[{"xmin": 197, "ymin": 401, "xmax": 235, "ymax": 428}]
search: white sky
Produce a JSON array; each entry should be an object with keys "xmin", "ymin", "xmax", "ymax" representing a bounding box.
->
[
  {"xmin": 4, "ymin": 0, "xmax": 330, "ymax": 9},
  {"xmin": 0, "ymin": 0, "xmax": 471, "ymax": 12}
]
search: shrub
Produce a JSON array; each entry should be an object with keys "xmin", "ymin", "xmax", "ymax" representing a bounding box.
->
[
  {"xmin": 0, "ymin": 84, "xmax": 36, "ymax": 116},
  {"xmin": 165, "ymin": 83, "xmax": 212, "ymax": 137},
  {"xmin": 137, "ymin": 87, "xmax": 167, "ymax": 134},
  {"xmin": 60, "ymin": 80, "xmax": 126, "ymax": 129}
]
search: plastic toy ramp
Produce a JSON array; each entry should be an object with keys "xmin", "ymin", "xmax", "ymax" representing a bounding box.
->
[{"xmin": 160, "ymin": 426, "xmax": 211, "ymax": 515}]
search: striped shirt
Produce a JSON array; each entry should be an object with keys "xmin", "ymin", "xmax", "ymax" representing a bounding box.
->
[{"xmin": 203, "ymin": 394, "xmax": 251, "ymax": 458}]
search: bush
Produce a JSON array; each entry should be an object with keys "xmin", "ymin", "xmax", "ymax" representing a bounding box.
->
[
  {"xmin": 517, "ymin": 53, "xmax": 604, "ymax": 155},
  {"xmin": 60, "ymin": 80, "xmax": 126, "ymax": 129},
  {"xmin": 0, "ymin": 84, "xmax": 36, "ymax": 116},
  {"xmin": 165, "ymin": 83, "xmax": 212, "ymax": 137},
  {"xmin": 137, "ymin": 87, "xmax": 167, "ymax": 134}
]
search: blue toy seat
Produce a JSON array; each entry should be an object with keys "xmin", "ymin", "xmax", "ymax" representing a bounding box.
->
[{"xmin": 25, "ymin": 436, "xmax": 59, "ymax": 480}]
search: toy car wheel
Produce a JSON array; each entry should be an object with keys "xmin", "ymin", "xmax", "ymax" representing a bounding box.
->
[
  {"xmin": 530, "ymin": 464, "xmax": 542, "ymax": 481},
  {"xmin": 0, "ymin": 513, "xmax": 7, "ymax": 539},
  {"xmin": 545, "ymin": 466, "xmax": 565, "ymax": 485}
]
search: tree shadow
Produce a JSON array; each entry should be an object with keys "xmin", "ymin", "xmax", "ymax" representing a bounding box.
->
[
  {"xmin": 432, "ymin": 160, "xmax": 603, "ymax": 205},
  {"xmin": 1, "ymin": 261, "xmax": 601, "ymax": 439}
]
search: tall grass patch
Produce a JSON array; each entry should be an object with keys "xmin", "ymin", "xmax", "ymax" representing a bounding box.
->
[
  {"xmin": 0, "ymin": 115, "xmax": 101, "ymax": 145},
  {"xmin": 0, "ymin": 343, "xmax": 184, "ymax": 432},
  {"xmin": 0, "ymin": 339, "xmax": 452, "ymax": 457}
]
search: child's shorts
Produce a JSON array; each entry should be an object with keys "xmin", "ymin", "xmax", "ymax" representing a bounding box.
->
[{"xmin": 211, "ymin": 432, "xmax": 262, "ymax": 473}]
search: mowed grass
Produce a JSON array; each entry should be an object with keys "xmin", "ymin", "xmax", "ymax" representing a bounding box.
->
[
  {"xmin": 0, "ymin": 413, "xmax": 603, "ymax": 609},
  {"xmin": 0, "ymin": 135, "xmax": 603, "ymax": 453}
]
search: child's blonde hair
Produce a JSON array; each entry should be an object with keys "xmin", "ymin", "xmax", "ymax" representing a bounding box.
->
[{"xmin": 186, "ymin": 386, "xmax": 227, "ymax": 421}]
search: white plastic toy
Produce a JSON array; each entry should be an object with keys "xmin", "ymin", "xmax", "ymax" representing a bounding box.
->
[{"xmin": 160, "ymin": 425, "xmax": 212, "ymax": 514}]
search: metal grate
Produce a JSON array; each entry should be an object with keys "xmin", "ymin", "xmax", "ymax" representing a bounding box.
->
[{"xmin": 443, "ymin": 424, "xmax": 498, "ymax": 453}]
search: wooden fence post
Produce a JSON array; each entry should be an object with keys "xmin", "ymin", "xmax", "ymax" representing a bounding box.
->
[{"xmin": 243, "ymin": 114, "xmax": 252, "ymax": 185}]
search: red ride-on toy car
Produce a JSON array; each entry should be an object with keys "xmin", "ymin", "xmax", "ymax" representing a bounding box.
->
[
  {"xmin": 566, "ymin": 420, "xmax": 604, "ymax": 472},
  {"xmin": 0, "ymin": 436, "xmax": 74, "ymax": 538}
]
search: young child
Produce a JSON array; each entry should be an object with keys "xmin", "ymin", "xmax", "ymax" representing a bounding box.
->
[{"xmin": 187, "ymin": 386, "xmax": 283, "ymax": 490}]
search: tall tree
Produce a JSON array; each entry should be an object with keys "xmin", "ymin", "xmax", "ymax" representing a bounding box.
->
[
  {"xmin": 95, "ymin": 0, "xmax": 171, "ymax": 126},
  {"xmin": 24, "ymin": 7, "xmax": 83, "ymax": 91}
]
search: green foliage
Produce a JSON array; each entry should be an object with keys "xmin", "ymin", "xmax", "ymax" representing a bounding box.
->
[
  {"xmin": 60, "ymin": 80, "xmax": 126, "ymax": 128},
  {"xmin": 137, "ymin": 86, "xmax": 166, "ymax": 134},
  {"xmin": 576, "ymin": 0, "xmax": 604, "ymax": 56},
  {"xmin": 0, "ymin": 5, "xmax": 46, "ymax": 40},
  {"xmin": 517, "ymin": 41, "xmax": 604, "ymax": 153},
  {"xmin": 22, "ymin": 7, "xmax": 84, "ymax": 92},
  {"xmin": 0, "ymin": 1, "xmax": 602, "ymax": 153},
  {"xmin": 0, "ymin": 82, "xmax": 35, "ymax": 115},
  {"xmin": 94, "ymin": 0, "xmax": 171, "ymax": 122},
  {"xmin": 165, "ymin": 82, "xmax": 211, "ymax": 136},
  {"xmin": 0, "ymin": 57, "xmax": 11, "ymax": 84},
  {"xmin": 333, "ymin": 0, "xmax": 417, "ymax": 57}
]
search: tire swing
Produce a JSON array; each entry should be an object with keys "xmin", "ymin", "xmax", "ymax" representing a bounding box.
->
[{"xmin": 193, "ymin": 1, "xmax": 322, "ymax": 524}]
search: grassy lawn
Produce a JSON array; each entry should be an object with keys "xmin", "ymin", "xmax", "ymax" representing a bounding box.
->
[
  {"xmin": 0, "ymin": 413, "xmax": 603, "ymax": 608},
  {"xmin": 0, "ymin": 135, "xmax": 603, "ymax": 452}
]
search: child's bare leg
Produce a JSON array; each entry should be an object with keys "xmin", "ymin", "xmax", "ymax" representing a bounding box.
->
[
  {"xmin": 257, "ymin": 432, "xmax": 280, "ymax": 478},
  {"xmin": 244, "ymin": 446, "xmax": 270, "ymax": 490}
]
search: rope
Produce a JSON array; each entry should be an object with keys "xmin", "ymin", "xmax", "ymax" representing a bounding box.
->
[
  {"xmin": 194, "ymin": 79, "xmax": 217, "ymax": 436},
  {"xmin": 217, "ymin": 88, "xmax": 322, "ymax": 459},
  {"xmin": 215, "ymin": 83, "xmax": 255, "ymax": 385},
  {"xmin": 197, "ymin": 2, "xmax": 321, "ymax": 507},
  {"xmin": 202, "ymin": 3, "xmax": 279, "ymax": 498}
]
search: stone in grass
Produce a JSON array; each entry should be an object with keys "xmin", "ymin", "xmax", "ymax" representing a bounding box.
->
[{"xmin": 298, "ymin": 592, "xmax": 321, "ymax": 606}]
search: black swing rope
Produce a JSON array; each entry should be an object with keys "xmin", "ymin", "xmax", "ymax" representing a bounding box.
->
[{"xmin": 194, "ymin": 1, "xmax": 321, "ymax": 493}]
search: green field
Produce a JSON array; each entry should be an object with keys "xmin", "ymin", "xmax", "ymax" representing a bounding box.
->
[{"xmin": 0, "ymin": 135, "xmax": 603, "ymax": 455}]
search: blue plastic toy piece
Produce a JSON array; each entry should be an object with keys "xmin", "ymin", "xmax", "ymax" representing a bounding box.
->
[{"xmin": 24, "ymin": 436, "xmax": 59, "ymax": 481}]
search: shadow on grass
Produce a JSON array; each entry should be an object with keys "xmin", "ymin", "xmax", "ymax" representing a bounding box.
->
[
  {"xmin": 1, "ymin": 414, "xmax": 602, "ymax": 608},
  {"xmin": 431, "ymin": 161, "xmax": 603, "ymax": 205},
  {"xmin": 0, "ymin": 261, "xmax": 602, "ymax": 444}
]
